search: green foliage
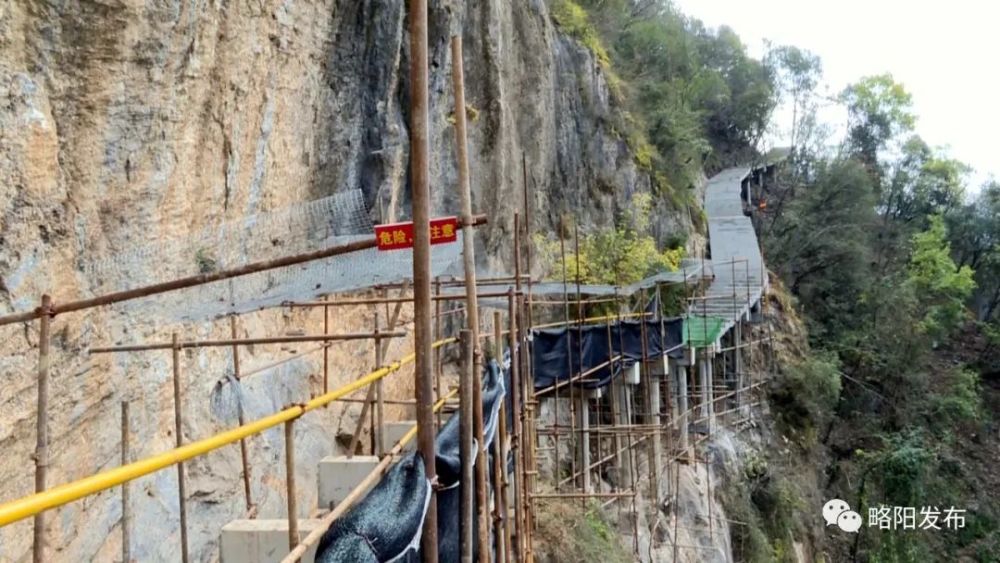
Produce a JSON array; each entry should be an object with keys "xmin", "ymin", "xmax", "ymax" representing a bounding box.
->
[
  {"xmin": 906, "ymin": 215, "xmax": 977, "ymax": 341},
  {"xmin": 947, "ymin": 181, "xmax": 1000, "ymax": 323},
  {"xmin": 534, "ymin": 500, "xmax": 632, "ymax": 563},
  {"xmin": 763, "ymin": 159, "xmax": 877, "ymax": 343},
  {"xmin": 769, "ymin": 352, "xmax": 842, "ymax": 441},
  {"xmin": 549, "ymin": 0, "xmax": 777, "ymax": 205},
  {"xmin": 929, "ymin": 367, "xmax": 982, "ymax": 425},
  {"xmin": 550, "ymin": 0, "xmax": 611, "ymax": 67},
  {"xmin": 842, "ymin": 74, "xmax": 916, "ymax": 176},
  {"xmin": 537, "ymin": 195, "xmax": 684, "ymax": 286}
]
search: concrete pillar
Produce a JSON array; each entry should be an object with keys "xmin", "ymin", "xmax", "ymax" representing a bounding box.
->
[
  {"xmin": 648, "ymin": 369, "xmax": 662, "ymax": 501},
  {"xmin": 675, "ymin": 364, "xmax": 689, "ymax": 450},
  {"xmin": 221, "ymin": 519, "xmax": 323, "ymax": 563},
  {"xmin": 734, "ymin": 321, "xmax": 743, "ymax": 414},
  {"xmin": 699, "ymin": 351, "xmax": 714, "ymax": 419},
  {"xmin": 318, "ymin": 455, "xmax": 379, "ymax": 509},
  {"xmin": 576, "ymin": 394, "xmax": 591, "ymax": 492},
  {"xmin": 611, "ymin": 375, "xmax": 632, "ymax": 486}
]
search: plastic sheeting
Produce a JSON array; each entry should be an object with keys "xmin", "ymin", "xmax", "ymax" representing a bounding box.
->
[
  {"xmin": 317, "ymin": 358, "xmax": 508, "ymax": 563},
  {"xmin": 531, "ymin": 318, "xmax": 685, "ymax": 390},
  {"xmin": 316, "ymin": 451, "xmax": 431, "ymax": 562}
]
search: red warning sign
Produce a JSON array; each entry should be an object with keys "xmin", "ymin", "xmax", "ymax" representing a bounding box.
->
[{"xmin": 375, "ymin": 216, "xmax": 459, "ymax": 251}]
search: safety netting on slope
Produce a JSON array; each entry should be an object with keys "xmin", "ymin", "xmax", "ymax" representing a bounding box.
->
[
  {"xmin": 316, "ymin": 357, "xmax": 509, "ymax": 563},
  {"xmin": 83, "ymin": 190, "xmax": 464, "ymax": 325}
]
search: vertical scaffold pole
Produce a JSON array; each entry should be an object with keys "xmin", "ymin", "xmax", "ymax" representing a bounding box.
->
[
  {"xmin": 230, "ymin": 315, "xmax": 254, "ymax": 513},
  {"xmin": 409, "ymin": 0, "xmax": 438, "ymax": 557},
  {"xmin": 285, "ymin": 420, "xmax": 299, "ymax": 550},
  {"xmin": 172, "ymin": 333, "xmax": 190, "ymax": 563},
  {"xmin": 33, "ymin": 294, "xmax": 52, "ymax": 563},
  {"xmin": 450, "ymin": 35, "xmax": 489, "ymax": 562},
  {"xmin": 121, "ymin": 401, "xmax": 131, "ymax": 563}
]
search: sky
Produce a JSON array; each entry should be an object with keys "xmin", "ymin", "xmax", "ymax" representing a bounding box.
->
[{"xmin": 672, "ymin": 0, "xmax": 999, "ymax": 190}]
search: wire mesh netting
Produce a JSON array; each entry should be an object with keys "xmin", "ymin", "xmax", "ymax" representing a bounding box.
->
[{"xmin": 84, "ymin": 190, "xmax": 464, "ymax": 325}]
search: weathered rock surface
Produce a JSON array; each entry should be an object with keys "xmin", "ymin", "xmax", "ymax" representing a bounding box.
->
[{"xmin": 0, "ymin": 0, "xmax": 692, "ymax": 561}]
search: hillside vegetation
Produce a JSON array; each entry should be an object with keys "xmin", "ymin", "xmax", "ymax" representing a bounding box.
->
[{"xmin": 555, "ymin": 1, "xmax": 1000, "ymax": 561}]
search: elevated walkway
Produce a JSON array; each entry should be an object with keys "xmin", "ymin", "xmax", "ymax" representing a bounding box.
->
[{"xmin": 686, "ymin": 166, "xmax": 768, "ymax": 347}]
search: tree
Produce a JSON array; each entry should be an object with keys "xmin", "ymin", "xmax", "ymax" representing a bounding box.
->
[
  {"xmin": 841, "ymin": 74, "xmax": 916, "ymax": 183},
  {"xmin": 764, "ymin": 159, "xmax": 877, "ymax": 342},
  {"xmin": 947, "ymin": 181, "xmax": 1000, "ymax": 321},
  {"xmin": 764, "ymin": 44, "xmax": 822, "ymax": 151},
  {"xmin": 905, "ymin": 215, "xmax": 976, "ymax": 341}
]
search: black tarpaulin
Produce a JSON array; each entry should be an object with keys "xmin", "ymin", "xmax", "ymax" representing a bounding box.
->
[{"xmin": 531, "ymin": 317, "xmax": 684, "ymax": 390}]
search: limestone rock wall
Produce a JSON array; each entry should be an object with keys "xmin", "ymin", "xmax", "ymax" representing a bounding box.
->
[{"xmin": 0, "ymin": 0, "xmax": 692, "ymax": 560}]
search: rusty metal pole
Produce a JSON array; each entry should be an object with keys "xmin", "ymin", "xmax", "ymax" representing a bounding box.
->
[
  {"xmin": 507, "ymin": 288, "xmax": 524, "ymax": 563},
  {"xmin": 375, "ymin": 314, "xmax": 385, "ymax": 457},
  {"xmin": 409, "ymin": 0, "xmax": 438, "ymax": 559},
  {"xmin": 171, "ymin": 333, "xmax": 190, "ymax": 563},
  {"xmin": 460, "ymin": 330, "xmax": 475, "ymax": 563},
  {"xmin": 32, "ymin": 294, "xmax": 51, "ymax": 563},
  {"xmin": 323, "ymin": 295, "xmax": 330, "ymax": 398},
  {"xmin": 285, "ymin": 420, "xmax": 299, "ymax": 550},
  {"xmin": 494, "ymin": 311, "xmax": 512, "ymax": 562},
  {"xmin": 121, "ymin": 401, "xmax": 131, "ymax": 563},
  {"xmin": 451, "ymin": 35, "xmax": 489, "ymax": 562},
  {"xmin": 435, "ymin": 278, "xmax": 443, "ymax": 429},
  {"xmin": 230, "ymin": 316, "xmax": 254, "ymax": 514}
]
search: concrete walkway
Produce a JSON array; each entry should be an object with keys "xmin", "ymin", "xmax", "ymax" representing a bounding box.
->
[{"xmin": 688, "ymin": 166, "xmax": 767, "ymax": 338}]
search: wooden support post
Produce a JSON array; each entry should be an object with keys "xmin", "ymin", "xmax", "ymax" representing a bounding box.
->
[
  {"xmin": 121, "ymin": 401, "xmax": 131, "ymax": 563},
  {"xmin": 230, "ymin": 316, "xmax": 254, "ymax": 514},
  {"xmin": 32, "ymin": 294, "xmax": 51, "ymax": 563},
  {"xmin": 171, "ymin": 333, "xmax": 190, "ymax": 563},
  {"xmin": 285, "ymin": 420, "xmax": 299, "ymax": 550}
]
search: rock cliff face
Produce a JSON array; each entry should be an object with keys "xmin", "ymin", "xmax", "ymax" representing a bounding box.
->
[{"xmin": 0, "ymin": 0, "xmax": 693, "ymax": 561}]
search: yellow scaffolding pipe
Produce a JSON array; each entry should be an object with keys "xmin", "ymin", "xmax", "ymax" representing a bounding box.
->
[{"xmin": 0, "ymin": 337, "xmax": 458, "ymax": 528}]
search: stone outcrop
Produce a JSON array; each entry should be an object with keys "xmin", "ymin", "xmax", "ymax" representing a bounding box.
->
[{"xmin": 0, "ymin": 0, "xmax": 693, "ymax": 561}]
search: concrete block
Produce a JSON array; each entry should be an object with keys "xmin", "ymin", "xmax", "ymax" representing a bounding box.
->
[
  {"xmin": 383, "ymin": 420, "xmax": 417, "ymax": 451},
  {"xmin": 220, "ymin": 518, "xmax": 324, "ymax": 563},
  {"xmin": 318, "ymin": 455, "xmax": 379, "ymax": 509}
]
